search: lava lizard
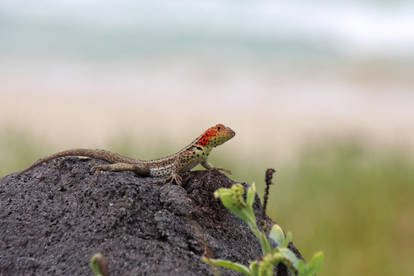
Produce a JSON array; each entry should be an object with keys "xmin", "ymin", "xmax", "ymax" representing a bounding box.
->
[{"xmin": 18, "ymin": 124, "xmax": 235, "ymax": 185}]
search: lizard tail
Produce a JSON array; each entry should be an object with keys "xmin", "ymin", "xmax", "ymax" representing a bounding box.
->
[{"xmin": 17, "ymin": 148, "xmax": 138, "ymax": 176}]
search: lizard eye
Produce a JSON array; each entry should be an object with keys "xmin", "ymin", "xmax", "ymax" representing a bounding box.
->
[{"xmin": 217, "ymin": 126, "xmax": 221, "ymax": 131}]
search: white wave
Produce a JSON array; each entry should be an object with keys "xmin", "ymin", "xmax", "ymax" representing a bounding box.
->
[{"xmin": 1, "ymin": 0, "xmax": 414, "ymax": 56}]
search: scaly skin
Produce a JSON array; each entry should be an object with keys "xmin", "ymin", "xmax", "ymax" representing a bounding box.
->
[{"xmin": 18, "ymin": 124, "xmax": 236, "ymax": 185}]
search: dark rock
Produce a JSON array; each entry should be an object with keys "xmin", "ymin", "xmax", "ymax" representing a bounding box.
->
[{"xmin": 0, "ymin": 157, "xmax": 303, "ymax": 275}]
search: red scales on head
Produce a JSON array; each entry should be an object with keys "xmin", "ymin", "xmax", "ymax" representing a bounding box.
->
[{"xmin": 197, "ymin": 124, "xmax": 224, "ymax": 146}]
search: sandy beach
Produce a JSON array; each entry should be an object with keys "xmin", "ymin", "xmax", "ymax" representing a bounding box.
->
[{"xmin": 1, "ymin": 60, "xmax": 414, "ymax": 162}]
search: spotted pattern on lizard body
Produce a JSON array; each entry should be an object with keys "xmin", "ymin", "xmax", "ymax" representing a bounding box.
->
[{"xmin": 18, "ymin": 124, "xmax": 235, "ymax": 185}]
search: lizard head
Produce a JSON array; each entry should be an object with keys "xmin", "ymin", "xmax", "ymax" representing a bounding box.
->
[{"xmin": 197, "ymin": 123, "xmax": 235, "ymax": 148}]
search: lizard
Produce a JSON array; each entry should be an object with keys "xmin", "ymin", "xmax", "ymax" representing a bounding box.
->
[{"xmin": 17, "ymin": 124, "xmax": 236, "ymax": 185}]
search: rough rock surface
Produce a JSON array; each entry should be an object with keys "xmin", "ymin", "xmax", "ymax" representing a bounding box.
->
[{"xmin": 0, "ymin": 157, "xmax": 302, "ymax": 275}]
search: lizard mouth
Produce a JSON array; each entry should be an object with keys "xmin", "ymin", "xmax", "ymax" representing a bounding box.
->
[{"xmin": 227, "ymin": 128, "xmax": 236, "ymax": 138}]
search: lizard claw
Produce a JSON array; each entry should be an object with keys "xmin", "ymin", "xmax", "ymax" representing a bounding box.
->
[{"xmin": 165, "ymin": 172, "xmax": 182, "ymax": 186}]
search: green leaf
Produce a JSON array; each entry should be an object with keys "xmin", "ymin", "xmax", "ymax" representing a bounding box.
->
[
  {"xmin": 215, "ymin": 183, "xmax": 272, "ymax": 254},
  {"xmin": 214, "ymin": 183, "xmax": 247, "ymax": 209},
  {"xmin": 281, "ymin": 231, "xmax": 292, "ymax": 248},
  {"xmin": 257, "ymin": 232, "xmax": 272, "ymax": 255},
  {"xmin": 258, "ymin": 252, "xmax": 297, "ymax": 276},
  {"xmin": 279, "ymin": 248, "xmax": 300, "ymax": 269},
  {"xmin": 307, "ymin": 251, "xmax": 324, "ymax": 275},
  {"xmin": 249, "ymin": 261, "xmax": 259, "ymax": 276},
  {"xmin": 214, "ymin": 184, "xmax": 247, "ymax": 209},
  {"xmin": 202, "ymin": 256, "xmax": 251, "ymax": 276},
  {"xmin": 246, "ymin": 182, "xmax": 256, "ymax": 208},
  {"xmin": 211, "ymin": 182, "xmax": 324, "ymax": 275},
  {"xmin": 90, "ymin": 253, "xmax": 106, "ymax": 276},
  {"xmin": 258, "ymin": 254, "xmax": 278, "ymax": 276},
  {"xmin": 214, "ymin": 184, "xmax": 257, "ymax": 234},
  {"xmin": 269, "ymin": 224, "xmax": 285, "ymax": 246},
  {"xmin": 297, "ymin": 260, "xmax": 307, "ymax": 275}
]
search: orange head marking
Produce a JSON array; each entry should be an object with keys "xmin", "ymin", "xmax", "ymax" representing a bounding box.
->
[{"xmin": 197, "ymin": 124, "xmax": 235, "ymax": 148}]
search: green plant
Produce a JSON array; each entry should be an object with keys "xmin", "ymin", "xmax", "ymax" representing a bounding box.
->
[
  {"xmin": 90, "ymin": 253, "xmax": 109, "ymax": 276},
  {"xmin": 203, "ymin": 183, "xmax": 323, "ymax": 276}
]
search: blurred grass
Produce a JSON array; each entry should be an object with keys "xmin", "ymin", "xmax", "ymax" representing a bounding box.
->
[
  {"xmin": 265, "ymin": 142, "xmax": 414, "ymax": 276},
  {"xmin": 1, "ymin": 129, "xmax": 413, "ymax": 276}
]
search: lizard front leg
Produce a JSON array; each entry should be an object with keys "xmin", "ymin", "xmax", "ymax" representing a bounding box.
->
[{"xmin": 201, "ymin": 160, "xmax": 232, "ymax": 175}]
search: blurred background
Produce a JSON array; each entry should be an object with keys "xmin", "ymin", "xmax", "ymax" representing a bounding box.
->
[{"xmin": 1, "ymin": 0, "xmax": 413, "ymax": 275}]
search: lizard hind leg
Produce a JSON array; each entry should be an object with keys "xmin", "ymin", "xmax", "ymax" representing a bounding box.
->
[
  {"xmin": 165, "ymin": 172, "xmax": 183, "ymax": 186},
  {"xmin": 90, "ymin": 162, "xmax": 149, "ymax": 185},
  {"xmin": 90, "ymin": 162, "xmax": 141, "ymax": 174}
]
